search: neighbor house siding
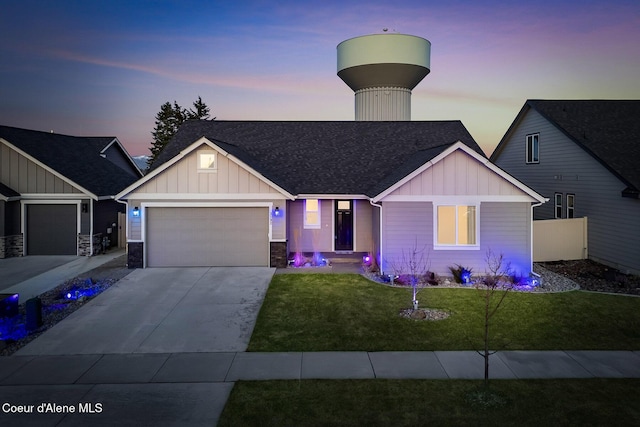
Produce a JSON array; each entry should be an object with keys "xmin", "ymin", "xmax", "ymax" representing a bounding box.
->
[
  {"xmin": 0, "ymin": 144, "xmax": 81, "ymax": 194},
  {"xmin": 493, "ymin": 108, "xmax": 640, "ymax": 274},
  {"xmin": 102, "ymin": 143, "xmax": 139, "ymax": 177},
  {"xmin": 382, "ymin": 201, "xmax": 532, "ymax": 276}
]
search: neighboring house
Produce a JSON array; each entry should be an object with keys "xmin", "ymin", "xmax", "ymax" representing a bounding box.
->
[
  {"xmin": 0, "ymin": 125, "xmax": 143, "ymax": 257},
  {"xmin": 490, "ymin": 100, "xmax": 640, "ymax": 274},
  {"xmin": 116, "ymin": 120, "xmax": 546, "ymax": 276}
]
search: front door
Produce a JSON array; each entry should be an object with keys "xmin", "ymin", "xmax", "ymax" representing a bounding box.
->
[{"xmin": 335, "ymin": 200, "xmax": 353, "ymax": 251}]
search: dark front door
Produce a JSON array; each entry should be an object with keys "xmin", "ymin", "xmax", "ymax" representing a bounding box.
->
[{"xmin": 335, "ymin": 200, "xmax": 353, "ymax": 251}]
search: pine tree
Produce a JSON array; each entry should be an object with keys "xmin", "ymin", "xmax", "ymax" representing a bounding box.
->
[
  {"xmin": 147, "ymin": 97, "xmax": 211, "ymax": 167},
  {"xmin": 188, "ymin": 96, "xmax": 212, "ymax": 120}
]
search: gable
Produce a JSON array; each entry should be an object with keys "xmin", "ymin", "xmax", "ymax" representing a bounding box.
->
[
  {"xmin": 125, "ymin": 143, "xmax": 285, "ymax": 198},
  {"xmin": 380, "ymin": 147, "xmax": 541, "ymax": 202},
  {"xmin": 0, "ymin": 142, "xmax": 83, "ymax": 195}
]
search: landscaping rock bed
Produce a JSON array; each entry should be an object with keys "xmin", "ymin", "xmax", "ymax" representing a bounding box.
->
[
  {"xmin": 0, "ymin": 254, "xmax": 131, "ymax": 356},
  {"xmin": 538, "ymin": 259, "xmax": 640, "ymax": 296}
]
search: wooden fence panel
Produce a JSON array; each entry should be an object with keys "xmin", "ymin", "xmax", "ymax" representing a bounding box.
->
[{"xmin": 533, "ymin": 217, "xmax": 588, "ymax": 262}]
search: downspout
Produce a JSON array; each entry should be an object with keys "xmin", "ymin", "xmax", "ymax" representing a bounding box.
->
[
  {"xmin": 369, "ymin": 199, "xmax": 383, "ymax": 274},
  {"xmin": 89, "ymin": 199, "xmax": 94, "ymax": 257},
  {"xmin": 530, "ymin": 201, "xmax": 543, "ymax": 273}
]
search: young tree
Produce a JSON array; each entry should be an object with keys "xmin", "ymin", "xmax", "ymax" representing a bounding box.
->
[
  {"xmin": 474, "ymin": 249, "xmax": 513, "ymax": 390},
  {"xmin": 147, "ymin": 97, "xmax": 212, "ymax": 167},
  {"xmin": 389, "ymin": 239, "xmax": 431, "ymax": 310}
]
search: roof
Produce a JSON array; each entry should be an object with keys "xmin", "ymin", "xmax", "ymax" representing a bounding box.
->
[
  {"xmin": 0, "ymin": 182, "xmax": 20, "ymax": 200},
  {"xmin": 493, "ymin": 100, "xmax": 640, "ymax": 194},
  {"xmin": 0, "ymin": 125, "xmax": 141, "ymax": 197},
  {"xmin": 150, "ymin": 120, "xmax": 485, "ymax": 197}
]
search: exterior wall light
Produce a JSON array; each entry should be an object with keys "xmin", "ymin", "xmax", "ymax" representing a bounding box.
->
[
  {"xmin": 133, "ymin": 207, "xmax": 140, "ymax": 217},
  {"xmin": 273, "ymin": 206, "xmax": 280, "ymax": 217}
]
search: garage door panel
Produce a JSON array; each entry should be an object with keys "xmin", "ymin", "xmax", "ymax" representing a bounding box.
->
[
  {"xmin": 27, "ymin": 204, "xmax": 77, "ymax": 255},
  {"xmin": 146, "ymin": 207, "xmax": 269, "ymax": 267}
]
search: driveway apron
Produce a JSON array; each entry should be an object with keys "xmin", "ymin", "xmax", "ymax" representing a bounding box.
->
[{"xmin": 15, "ymin": 267, "xmax": 275, "ymax": 355}]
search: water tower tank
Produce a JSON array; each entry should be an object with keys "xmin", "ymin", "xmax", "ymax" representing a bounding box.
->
[{"xmin": 337, "ymin": 33, "xmax": 431, "ymax": 121}]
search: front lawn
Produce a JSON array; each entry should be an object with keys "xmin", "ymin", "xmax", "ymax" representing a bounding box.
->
[
  {"xmin": 218, "ymin": 379, "xmax": 640, "ymax": 426},
  {"xmin": 248, "ymin": 274, "xmax": 640, "ymax": 351}
]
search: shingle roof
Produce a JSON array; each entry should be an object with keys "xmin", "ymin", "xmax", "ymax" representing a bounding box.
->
[
  {"xmin": 527, "ymin": 100, "xmax": 640, "ymax": 193},
  {"xmin": 0, "ymin": 182, "xmax": 19, "ymax": 198},
  {"xmin": 152, "ymin": 120, "xmax": 484, "ymax": 196},
  {"xmin": 0, "ymin": 125, "xmax": 140, "ymax": 197}
]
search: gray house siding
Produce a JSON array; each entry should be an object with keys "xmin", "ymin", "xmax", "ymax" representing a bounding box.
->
[
  {"xmin": 381, "ymin": 201, "xmax": 532, "ymax": 276},
  {"xmin": 493, "ymin": 108, "xmax": 640, "ymax": 274},
  {"xmin": 103, "ymin": 143, "xmax": 139, "ymax": 178}
]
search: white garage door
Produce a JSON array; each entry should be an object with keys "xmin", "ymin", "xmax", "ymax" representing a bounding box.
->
[{"xmin": 146, "ymin": 207, "xmax": 269, "ymax": 267}]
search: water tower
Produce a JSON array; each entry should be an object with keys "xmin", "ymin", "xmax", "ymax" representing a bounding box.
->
[{"xmin": 337, "ymin": 32, "xmax": 431, "ymax": 121}]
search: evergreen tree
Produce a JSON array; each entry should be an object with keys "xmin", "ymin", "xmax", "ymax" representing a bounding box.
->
[
  {"xmin": 188, "ymin": 96, "xmax": 212, "ymax": 120},
  {"xmin": 148, "ymin": 97, "xmax": 211, "ymax": 167}
]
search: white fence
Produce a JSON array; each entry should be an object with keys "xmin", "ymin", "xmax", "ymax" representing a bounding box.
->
[{"xmin": 533, "ymin": 217, "xmax": 588, "ymax": 262}]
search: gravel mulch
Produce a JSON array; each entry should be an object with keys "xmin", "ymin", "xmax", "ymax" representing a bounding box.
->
[
  {"xmin": 0, "ymin": 254, "xmax": 132, "ymax": 356},
  {"xmin": 538, "ymin": 259, "xmax": 640, "ymax": 296}
]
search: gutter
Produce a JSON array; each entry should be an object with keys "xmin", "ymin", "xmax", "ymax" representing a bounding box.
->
[{"xmin": 369, "ymin": 199, "xmax": 383, "ymax": 274}]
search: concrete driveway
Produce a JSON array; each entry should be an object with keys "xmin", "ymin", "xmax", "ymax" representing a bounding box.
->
[{"xmin": 16, "ymin": 266, "xmax": 275, "ymax": 356}]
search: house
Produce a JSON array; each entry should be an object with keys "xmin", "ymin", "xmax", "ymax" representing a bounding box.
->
[
  {"xmin": 116, "ymin": 120, "xmax": 546, "ymax": 276},
  {"xmin": 490, "ymin": 100, "xmax": 640, "ymax": 274},
  {"xmin": 0, "ymin": 125, "xmax": 143, "ymax": 257}
]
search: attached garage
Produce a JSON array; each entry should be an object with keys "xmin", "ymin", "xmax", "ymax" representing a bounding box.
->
[
  {"xmin": 146, "ymin": 206, "xmax": 270, "ymax": 267},
  {"xmin": 26, "ymin": 204, "xmax": 77, "ymax": 255}
]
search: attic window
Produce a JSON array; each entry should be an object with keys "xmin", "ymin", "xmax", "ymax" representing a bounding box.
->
[{"xmin": 198, "ymin": 151, "xmax": 217, "ymax": 172}]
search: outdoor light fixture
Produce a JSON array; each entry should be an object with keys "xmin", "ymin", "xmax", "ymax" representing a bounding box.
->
[
  {"xmin": 133, "ymin": 207, "xmax": 140, "ymax": 217},
  {"xmin": 273, "ymin": 206, "xmax": 280, "ymax": 217}
]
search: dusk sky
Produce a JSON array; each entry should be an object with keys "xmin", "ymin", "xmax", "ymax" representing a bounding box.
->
[{"xmin": 2, "ymin": 0, "xmax": 639, "ymax": 156}]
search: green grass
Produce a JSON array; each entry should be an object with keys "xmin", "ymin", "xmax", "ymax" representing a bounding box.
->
[
  {"xmin": 247, "ymin": 274, "xmax": 640, "ymax": 351},
  {"xmin": 218, "ymin": 379, "xmax": 640, "ymax": 426}
]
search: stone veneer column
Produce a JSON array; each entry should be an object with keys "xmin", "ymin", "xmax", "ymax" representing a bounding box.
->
[
  {"xmin": 270, "ymin": 242, "xmax": 288, "ymax": 268},
  {"xmin": 127, "ymin": 242, "xmax": 144, "ymax": 268}
]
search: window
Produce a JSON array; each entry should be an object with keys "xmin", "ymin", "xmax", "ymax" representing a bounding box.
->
[
  {"xmin": 554, "ymin": 193, "xmax": 563, "ymax": 218},
  {"xmin": 566, "ymin": 194, "xmax": 575, "ymax": 218},
  {"xmin": 304, "ymin": 199, "xmax": 321, "ymax": 229},
  {"xmin": 198, "ymin": 151, "xmax": 217, "ymax": 172},
  {"xmin": 526, "ymin": 134, "xmax": 539, "ymax": 164},
  {"xmin": 435, "ymin": 205, "xmax": 478, "ymax": 248}
]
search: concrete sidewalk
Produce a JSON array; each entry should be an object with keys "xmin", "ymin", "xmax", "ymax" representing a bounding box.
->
[{"xmin": 1, "ymin": 350, "xmax": 639, "ymax": 425}]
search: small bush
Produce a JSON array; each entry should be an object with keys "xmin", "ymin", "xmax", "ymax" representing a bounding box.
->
[{"xmin": 449, "ymin": 264, "xmax": 472, "ymax": 284}]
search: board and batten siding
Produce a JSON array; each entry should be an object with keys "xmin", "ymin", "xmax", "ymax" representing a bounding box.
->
[
  {"xmin": 493, "ymin": 108, "xmax": 640, "ymax": 274},
  {"xmin": 134, "ymin": 146, "xmax": 280, "ymax": 195},
  {"xmin": 388, "ymin": 149, "xmax": 526, "ymax": 197},
  {"xmin": 382, "ymin": 201, "xmax": 532, "ymax": 276},
  {"xmin": 0, "ymin": 143, "xmax": 81, "ymax": 194}
]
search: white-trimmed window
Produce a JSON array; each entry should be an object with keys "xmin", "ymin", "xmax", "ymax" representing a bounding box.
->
[
  {"xmin": 526, "ymin": 133, "xmax": 539, "ymax": 164},
  {"xmin": 554, "ymin": 193, "xmax": 563, "ymax": 218},
  {"xmin": 304, "ymin": 199, "xmax": 321, "ymax": 229},
  {"xmin": 566, "ymin": 194, "xmax": 575, "ymax": 218},
  {"xmin": 435, "ymin": 204, "xmax": 478, "ymax": 249},
  {"xmin": 197, "ymin": 151, "xmax": 217, "ymax": 172}
]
